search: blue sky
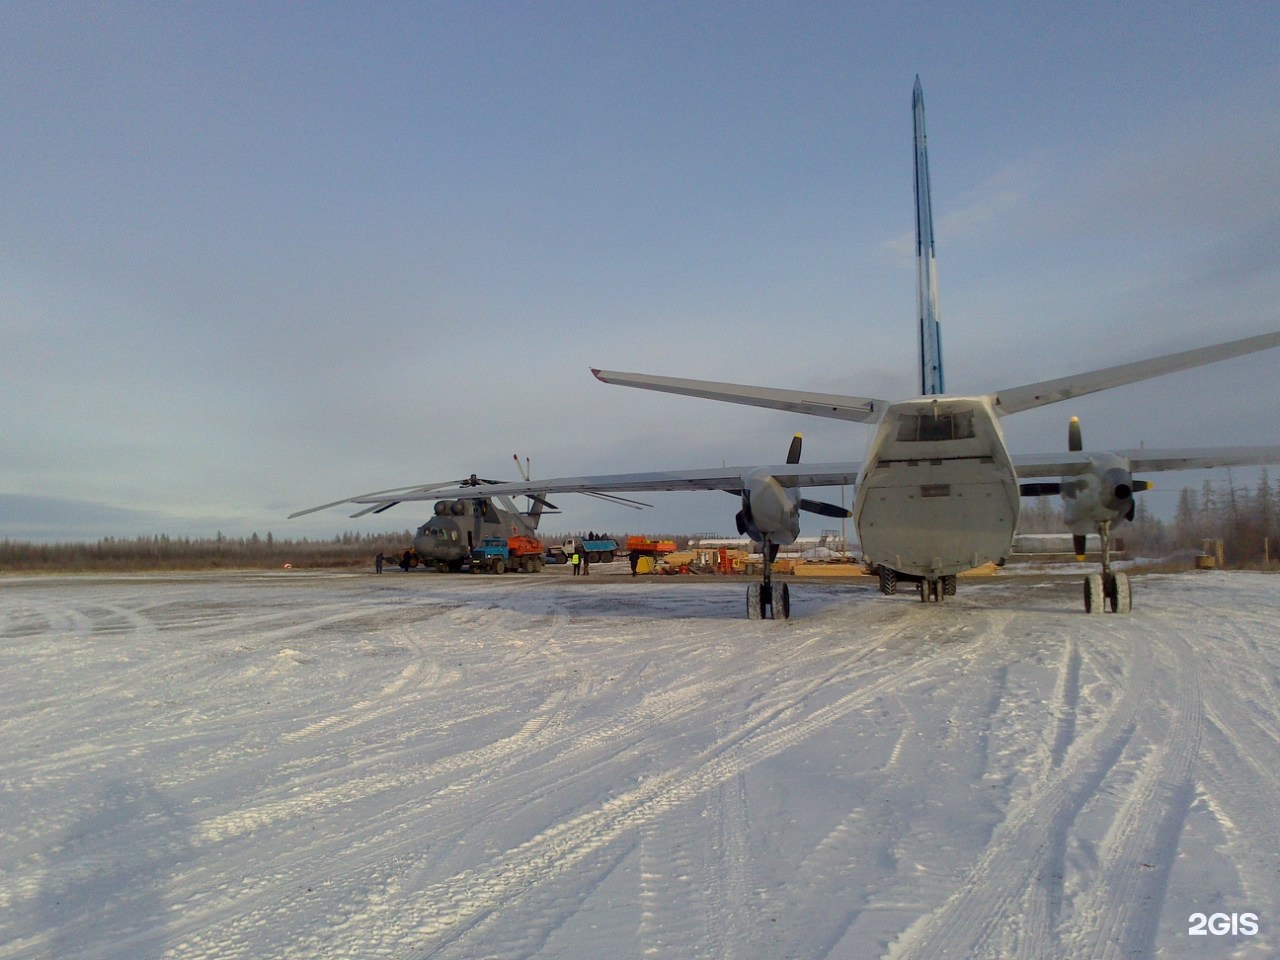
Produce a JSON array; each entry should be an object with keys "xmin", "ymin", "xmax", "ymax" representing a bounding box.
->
[{"xmin": 3, "ymin": 2, "xmax": 1278, "ymax": 542}]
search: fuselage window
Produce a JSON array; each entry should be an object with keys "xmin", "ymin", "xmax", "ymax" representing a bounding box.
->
[{"xmin": 896, "ymin": 410, "xmax": 976, "ymax": 442}]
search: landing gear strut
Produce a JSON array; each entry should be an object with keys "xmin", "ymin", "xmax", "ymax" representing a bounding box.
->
[
  {"xmin": 1084, "ymin": 519, "xmax": 1131, "ymax": 614},
  {"xmin": 916, "ymin": 575, "xmax": 956, "ymax": 602},
  {"xmin": 747, "ymin": 535, "xmax": 791, "ymax": 620}
]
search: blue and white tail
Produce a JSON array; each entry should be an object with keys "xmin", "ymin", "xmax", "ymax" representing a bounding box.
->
[{"xmin": 914, "ymin": 76, "xmax": 945, "ymax": 396}]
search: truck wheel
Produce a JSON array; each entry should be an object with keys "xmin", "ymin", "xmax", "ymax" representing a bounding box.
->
[
  {"xmin": 602, "ymin": 551, "xmax": 614, "ymax": 563},
  {"xmin": 493, "ymin": 559, "xmax": 506, "ymax": 575}
]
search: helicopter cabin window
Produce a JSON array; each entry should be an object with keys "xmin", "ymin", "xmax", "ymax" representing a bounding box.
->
[{"xmin": 896, "ymin": 410, "xmax": 976, "ymax": 442}]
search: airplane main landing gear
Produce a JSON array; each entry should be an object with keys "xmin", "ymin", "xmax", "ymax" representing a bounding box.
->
[
  {"xmin": 879, "ymin": 567, "xmax": 897, "ymax": 595},
  {"xmin": 1083, "ymin": 520, "xmax": 1131, "ymax": 614},
  {"xmin": 747, "ymin": 535, "xmax": 791, "ymax": 620},
  {"xmin": 916, "ymin": 575, "xmax": 956, "ymax": 602}
]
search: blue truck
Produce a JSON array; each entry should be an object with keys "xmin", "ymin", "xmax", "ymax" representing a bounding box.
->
[
  {"xmin": 544, "ymin": 537, "xmax": 619, "ymax": 565},
  {"xmin": 470, "ymin": 536, "xmax": 545, "ymax": 574}
]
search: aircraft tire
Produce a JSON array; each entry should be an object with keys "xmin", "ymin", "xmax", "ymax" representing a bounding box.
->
[
  {"xmin": 943, "ymin": 575, "xmax": 957, "ymax": 597},
  {"xmin": 777, "ymin": 582, "xmax": 791, "ymax": 620},
  {"xmin": 747, "ymin": 582, "xmax": 764, "ymax": 620},
  {"xmin": 879, "ymin": 567, "xmax": 897, "ymax": 595},
  {"xmin": 1109, "ymin": 572, "xmax": 1131, "ymax": 613},
  {"xmin": 1084, "ymin": 574, "xmax": 1104, "ymax": 613}
]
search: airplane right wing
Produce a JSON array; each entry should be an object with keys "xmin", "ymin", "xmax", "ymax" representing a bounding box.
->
[
  {"xmin": 591, "ymin": 369, "xmax": 886, "ymax": 423},
  {"xmin": 1011, "ymin": 445, "xmax": 1280, "ymax": 478},
  {"xmin": 991, "ymin": 330, "xmax": 1280, "ymax": 416}
]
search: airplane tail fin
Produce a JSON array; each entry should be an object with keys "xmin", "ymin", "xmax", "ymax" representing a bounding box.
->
[{"xmin": 914, "ymin": 76, "xmax": 944, "ymax": 396}]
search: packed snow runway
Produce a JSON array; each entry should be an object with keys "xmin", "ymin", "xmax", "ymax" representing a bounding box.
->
[{"xmin": 1, "ymin": 569, "xmax": 1277, "ymax": 960}]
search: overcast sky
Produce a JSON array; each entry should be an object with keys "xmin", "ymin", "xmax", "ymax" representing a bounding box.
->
[{"xmin": 3, "ymin": 1, "xmax": 1279, "ymax": 542}]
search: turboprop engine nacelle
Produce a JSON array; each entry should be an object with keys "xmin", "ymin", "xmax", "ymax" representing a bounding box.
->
[
  {"xmin": 1063, "ymin": 452, "xmax": 1137, "ymax": 532},
  {"xmin": 734, "ymin": 469, "xmax": 801, "ymax": 545}
]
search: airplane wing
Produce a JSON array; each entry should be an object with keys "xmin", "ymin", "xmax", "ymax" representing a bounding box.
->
[
  {"xmin": 591, "ymin": 369, "xmax": 886, "ymax": 423},
  {"xmin": 345, "ymin": 461, "xmax": 862, "ymax": 505},
  {"xmin": 991, "ymin": 330, "xmax": 1280, "ymax": 416},
  {"xmin": 1012, "ymin": 445, "xmax": 1280, "ymax": 478}
]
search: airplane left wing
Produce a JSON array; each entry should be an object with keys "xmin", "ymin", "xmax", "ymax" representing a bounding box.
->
[
  {"xmin": 347, "ymin": 461, "xmax": 863, "ymax": 505},
  {"xmin": 1012, "ymin": 445, "xmax": 1280, "ymax": 478},
  {"xmin": 591, "ymin": 369, "xmax": 885, "ymax": 423}
]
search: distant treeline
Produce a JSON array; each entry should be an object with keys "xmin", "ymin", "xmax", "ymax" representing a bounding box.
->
[{"xmin": 0, "ymin": 530, "xmax": 417, "ymax": 573}]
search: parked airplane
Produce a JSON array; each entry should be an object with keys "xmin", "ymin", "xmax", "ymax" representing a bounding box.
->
[{"xmin": 295, "ymin": 78, "xmax": 1280, "ymax": 618}]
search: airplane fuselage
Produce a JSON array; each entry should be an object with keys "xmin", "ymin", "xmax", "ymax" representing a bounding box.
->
[{"xmin": 854, "ymin": 396, "xmax": 1020, "ymax": 578}]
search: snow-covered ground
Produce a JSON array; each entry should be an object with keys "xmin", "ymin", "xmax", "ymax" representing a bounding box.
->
[{"xmin": 1, "ymin": 569, "xmax": 1277, "ymax": 960}]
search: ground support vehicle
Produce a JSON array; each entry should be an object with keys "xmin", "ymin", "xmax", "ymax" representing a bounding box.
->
[
  {"xmin": 625, "ymin": 536, "xmax": 680, "ymax": 574},
  {"xmin": 625, "ymin": 536, "xmax": 677, "ymax": 557},
  {"xmin": 470, "ymin": 536, "xmax": 545, "ymax": 574},
  {"xmin": 546, "ymin": 537, "xmax": 620, "ymax": 564}
]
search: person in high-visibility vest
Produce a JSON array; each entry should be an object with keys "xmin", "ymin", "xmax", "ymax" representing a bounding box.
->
[{"xmin": 571, "ymin": 551, "xmax": 581, "ymax": 576}]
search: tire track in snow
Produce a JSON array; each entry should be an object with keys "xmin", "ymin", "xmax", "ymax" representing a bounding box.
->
[
  {"xmin": 1063, "ymin": 629, "xmax": 1203, "ymax": 960},
  {"xmin": 776, "ymin": 613, "xmax": 1025, "ymax": 960},
  {"xmin": 1177, "ymin": 607, "xmax": 1280, "ymax": 960},
  {"xmin": 886, "ymin": 616, "xmax": 1157, "ymax": 960},
  {"xmin": 361, "ymin": 608, "xmax": 999, "ymax": 959},
  {"xmin": 1048, "ymin": 635, "xmax": 1081, "ymax": 770}
]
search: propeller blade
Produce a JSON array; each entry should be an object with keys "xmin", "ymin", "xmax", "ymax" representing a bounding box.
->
[
  {"xmin": 1073, "ymin": 534, "xmax": 1087, "ymax": 559},
  {"xmin": 1019, "ymin": 482, "xmax": 1062, "ymax": 497},
  {"xmin": 799, "ymin": 498, "xmax": 852, "ymax": 518},
  {"xmin": 1132, "ymin": 480, "xmax": 1152, "ymax": 492},
  {"xmin": 1126, "ymin": 501, "xmax": 1136, "ymax": 522},
  {"xmin": 350, "ymin": 502, "xmax": 396, "ymax": 518},
  {"xmin": 786, "ymin": 433, "xmax": 803, "ymax": 465},
  {"xmin": 1068, "ymin": 416, "xmax": 1082, "ymax": 452}
]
